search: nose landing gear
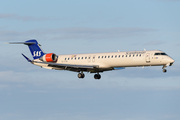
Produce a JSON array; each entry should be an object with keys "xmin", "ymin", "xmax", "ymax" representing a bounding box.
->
[{"xmin": 162, "ymin": 65, "xmax": 167, "ymax": 73}]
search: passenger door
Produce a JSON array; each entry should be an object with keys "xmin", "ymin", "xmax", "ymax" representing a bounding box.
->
[{"xmin": 146, "ymin": 53, "xmax": 151, "ymax": 63}]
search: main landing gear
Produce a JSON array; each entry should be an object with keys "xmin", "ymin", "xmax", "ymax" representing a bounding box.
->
[
  {"xmin": 77, "ymin": 72, "xmax": 101, "ymax": 79},
  {"xmin": 78, "ymin": 72, "xmax": 85, "ymax": 78},
  {"xmin": 94, "ymin": 73, "xmax": 101, "ymax": 80}
]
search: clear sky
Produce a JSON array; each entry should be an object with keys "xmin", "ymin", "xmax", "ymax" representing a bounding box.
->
[{"xmin": 0, "ymin": 0, "xmax": 180, "ymax": 120}]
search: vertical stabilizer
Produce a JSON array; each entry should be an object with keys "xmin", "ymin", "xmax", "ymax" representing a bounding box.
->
[{"xmin": 25, "ymin": 40, "xmax": 45, "ymax": 59}]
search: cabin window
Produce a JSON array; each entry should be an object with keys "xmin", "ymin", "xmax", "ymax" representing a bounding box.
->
[
  {"xmin": 161, "ymin": 53, "xmax": 167, "ymax": 55},
  {"xmin": 115, "ymin": 55, "xmax": 117, "ymax": 58},
  {"xmin": 102, "ymin": 56, "xmax": 103, "ymax": 58},
  {"xmin": 78, "ymin": 57, "xmax": 80, "ymax": 60},
  {"xmin": 75, "ymin": 57, "xmax": 76, "ymax": 60},
  {"xmin": 112, "ymin": 55, "xmax": 113, "ymax": 58},
  {"xmin": 82, "ymin": 57, "xmax": 83, "ymax": 59},
  {"xmin": 126, "ymin": 55, "xmax": 127, "ymax": 57},
  {"xmin": 154, "ymin": 53, "xmax": 161, "ymax": 55},
  {"xmin": 108, "ymin": 56, "xmax": 110, "ymax": 58},
  {"xmin": 89, "ymin": 57, "xmax": 91, "ymax": 59},
  {"xmin": 93, "ymin": 57, "xmax": 95, "ymax": 59},
  {"xmin": 68, "ymin": 58, "xmax": 70, "ymax": 60},
  {"xmin": 139, "ymin": 54, "xmax": 141, "ymax": 57},
  {"xmin": 65, "ymin": 58, "xmax": 66, "ymax": 60},
  {"xmin": 98, "ymin": 56, "xmax": 100, "ymax": 59},
  {"xmin": 133, "ymin": 55, "xmax": 135, "ymax": 57},
  {"xmin": 129, "ymin": 55, "xmax": 131, "ymax": 57},
  {"xmin": 71, "ymin": 57, "xmax": 73, "ymax": 60},
  {"xmin": 154, "ymin": 53, "xmax": 167, "ymax": 55},
  {"xmin": 105, "ymin": 56, "xmax": 106, "ymax": 58},
  {"xmin": 136, "ymin": 54, "xmax": 138, "ymax": 57},
  {"xmin": 85, "ymin": 57, "xmax": 87, "ymax": 59},
  {"xmin": 119, "ymin": 55, "xmax": 120, "ymax": 58},
  {"xmin": 122, "ymin": 55, "xmax": 124, "ymax": 57}
]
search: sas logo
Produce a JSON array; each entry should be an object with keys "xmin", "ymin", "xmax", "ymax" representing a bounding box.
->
[
  {"xmin": 70, "ymin": 55, "xmax": 77, "ymax": 58},
  {"xmin": 33, "ymin": 51, "xmax": 42, "ymax": 57},
  {"xmin": 153, "ymin": 57, "xmax": 158, "ymax": 59}
]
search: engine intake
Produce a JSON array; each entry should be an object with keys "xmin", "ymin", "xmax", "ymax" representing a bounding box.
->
[{"xmin": 39, "ymin": 53, "xmax": 58, "ymax": 62}]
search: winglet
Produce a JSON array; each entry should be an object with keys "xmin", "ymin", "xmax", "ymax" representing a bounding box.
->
[{"xmin": 22, "ymin": 53, "xmax": 32, "ymax": 62}]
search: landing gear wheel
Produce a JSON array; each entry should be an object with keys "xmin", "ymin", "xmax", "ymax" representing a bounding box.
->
[
  {"xmin": 81, "ymin": 73, "xmax": 85, "ymax": 78},
  {"xmin": 163, "ymin": 69, "xmax": 167, "ymax": 73},
  {"xmin": 78, "ymin": 73, "xmax": 85, "ymax": 78},
  {"xmin": 94, "ymin": 74, "xmax": 98, "ymax": 79},
  {"xmin": 94, "ymin": 74, "xmax": 101, "ymax": 80}
]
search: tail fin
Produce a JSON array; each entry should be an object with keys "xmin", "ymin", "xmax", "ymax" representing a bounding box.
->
[
  {"xmin": 9, "ymin": 39, "xmax": 45, "ymax": 59},
  {"xmin": 25, "ymin": 40, "xmax": 45, "ymax": 59}
]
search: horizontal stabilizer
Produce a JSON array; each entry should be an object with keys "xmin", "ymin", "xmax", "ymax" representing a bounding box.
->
[
  {"xmin": 8, "ymin": 42, "xmax": 36, "ymax": 45},
  {"xmin": 22, "ymin": 54, "xmax": 32, "ymax": 62}
]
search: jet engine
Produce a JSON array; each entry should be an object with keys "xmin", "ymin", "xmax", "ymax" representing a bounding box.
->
[{"xmin": 39, "ymin": 53, "xmax": 58, "ymax": 62}]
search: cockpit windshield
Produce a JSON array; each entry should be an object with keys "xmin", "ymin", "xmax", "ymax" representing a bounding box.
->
[{"xmin": 154, "ymin": 53, "xmax": 167, "ymax": 56}]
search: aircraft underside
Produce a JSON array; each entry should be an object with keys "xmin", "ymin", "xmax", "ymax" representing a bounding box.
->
[{"xmin": 37, "ymin": 63, "xmax": 173, "ymax": 80}]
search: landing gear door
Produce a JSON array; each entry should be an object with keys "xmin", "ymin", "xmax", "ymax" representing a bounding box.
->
[{"xmin": 146, "ymin": 53, "xmax": 151, "ymax": 63}]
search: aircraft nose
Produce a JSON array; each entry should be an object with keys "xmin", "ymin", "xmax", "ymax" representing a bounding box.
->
[
  {"xmin": 169, "ymin": 58, "xmax": 175, "ymax": 66},
  {"xmin": 170, "ymin": 58, "xmax": 175, "ymax": 63}
]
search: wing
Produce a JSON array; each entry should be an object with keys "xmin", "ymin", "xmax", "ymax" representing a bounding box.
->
[{"xmin": 33, "ymin": 61, "xmax": 115, "ymax": 73}]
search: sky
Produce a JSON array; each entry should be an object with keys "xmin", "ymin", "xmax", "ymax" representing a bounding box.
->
[{"xmin": 0, "ymin": 0, "xmax": 180, "ymax": 120}]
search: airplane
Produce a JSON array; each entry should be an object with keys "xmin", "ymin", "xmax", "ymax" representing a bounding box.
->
[{"xmin": 9, "ymin": 39, "xmax": 175, "ymax": 79}]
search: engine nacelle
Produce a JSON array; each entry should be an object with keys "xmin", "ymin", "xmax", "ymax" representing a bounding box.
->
[{"xmin": 39, "ymin": 53, "xmax": 58, "ymax": 62}]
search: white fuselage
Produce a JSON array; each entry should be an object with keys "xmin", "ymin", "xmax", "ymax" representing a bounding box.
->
[
  {"xmin": 11, "ymin": 39, "xmax": 175, "ymax": 79},
  {"xmin": 33, "ymin": 50, "xmax": 174, "ymax": 70}
]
